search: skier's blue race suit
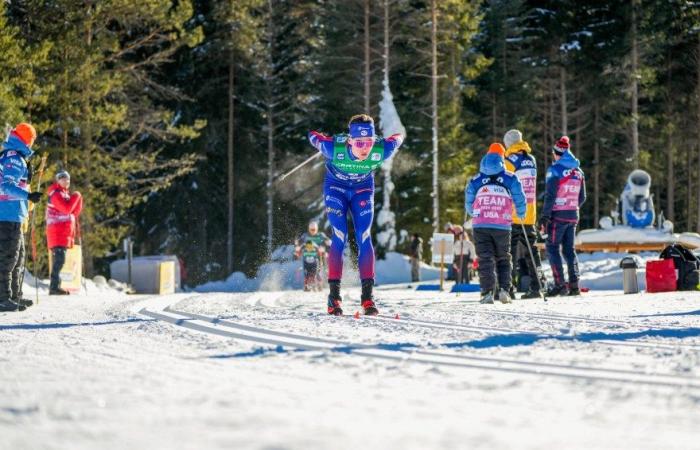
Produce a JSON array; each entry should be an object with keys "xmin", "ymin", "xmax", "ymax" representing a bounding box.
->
[{"xmin": 308, "ymin": 131, "xmax": 403, "ymax": 282}]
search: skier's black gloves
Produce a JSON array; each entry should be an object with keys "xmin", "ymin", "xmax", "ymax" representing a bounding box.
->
[
  {"xmin": 538, "ymin": 216, "xmax": 551, "ymax": 231},
  {"xmin": 27, "ymin": 192, "xmax": 43, "ymax": 203}
]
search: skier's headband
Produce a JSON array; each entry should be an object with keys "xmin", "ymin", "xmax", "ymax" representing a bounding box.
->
[
  {"xmin": 552, "ymin": 146, "xmax": 566, "ymax": 156},
  {"xmin": 349, "ymin": 122, "xmax": 375, "ymax": 139}
]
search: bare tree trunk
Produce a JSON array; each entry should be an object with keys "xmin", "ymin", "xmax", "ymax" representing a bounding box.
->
[
  {"xmin": 687, "ymin": 142, "xmax": 693, "ymax": 231},
  {"xmin": 430, "ymin": 0, "xmax": 439, "ymax": 233},
  {"xmin": 266, "ymin": 107, "xmax": 274, "ymax": 255},
  {"xmin": 265, "ymin": 0, "xmax": 275, "ymax": 255},
  {"xmin": 697, "ymin": 37, "xmax": 700, "ymax": 233},
  {"xmin": 560, "ymin": 65, "xmax": 567, "ymax": 135},
  {"xmin": 227, "ymin": 45, "xmax": 235, "ymax": 274},
  {"xmin": 594, "ymin": 103, "xmax": 600, "ymax": 226},
  {"xmin": 82, "ymin": 16, "xmax": 95, "ymax": 277},
  {"xmin": 631, "ymin": 0, "xmax": 640, "ymax": 168},
  {"xmin": 364, "ymin": 0, "xmax": 371, "ymax": 114},
  {"xmin": 491, "ymin": 93, "xmax": 497, "ymax": 140}
]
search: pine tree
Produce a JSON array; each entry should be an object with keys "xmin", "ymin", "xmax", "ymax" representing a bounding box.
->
[{"xmin": 12, "ymin": 0, "xmax": 204, "ymax": 275}]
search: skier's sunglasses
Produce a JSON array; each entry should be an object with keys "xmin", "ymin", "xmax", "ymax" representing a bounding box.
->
[{"xmin": 350, "ymin": 138, "xmax": 374, "ymax": 149}]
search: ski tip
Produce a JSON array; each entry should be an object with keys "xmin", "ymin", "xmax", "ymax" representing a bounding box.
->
[{"xmin": 353, "ymin": 311, "xmax": 360, "ymax": 319}]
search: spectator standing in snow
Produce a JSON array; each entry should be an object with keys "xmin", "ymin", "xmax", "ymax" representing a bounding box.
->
[
  {"xmin": 409, "ymin": 232, "xmax": 423, "ymax": 282},
  {"xmin": 308, "ymin": 114, "xmax": 404, "ymax": 315},
  {"xmin": 453, "ymin": 226, "xmax": 475, "ymax": 284},
  {"xmin": 540, "ymin": 136, "xmax": 586, "ymax": 297},
  {"xmin": 46, "ymin": 170, "xmax": 83, "ymax": 295},
  {"xmin": 465, "ymin": 143, "xmax": 526, "ymax": 304},
  {"xmin": 503, "ymin": 129, "xmax": 545, "ymax": 299},
  {"xmin": 0, "ymin": 123, "xmax": 42, "ymax": 311}
]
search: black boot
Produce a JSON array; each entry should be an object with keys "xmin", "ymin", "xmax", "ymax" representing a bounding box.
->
[
  {"xmin": 12, "ymin": 296, "xmax": 33, "ymax": 307},
  {"xmin": 0, "ymin": 299, "xmax": 26, "ymax": 312},
  {"xmin": 361, "ymin": 279, "xmax": 378, "ymax": 316},
  {"xmin": 546, "ymin": 284, "xmax": 568, "ymax": 297},
  {"xmin": 327, "ymin": 280, "xmax": 343, "ymax": 315},
  {"xmin": 49, "ymin": 287, "xmax": 70, "ymax": 295},
  {"xmin": 567, "ymin": 282, "xmax": 581, "ymax": 296}
]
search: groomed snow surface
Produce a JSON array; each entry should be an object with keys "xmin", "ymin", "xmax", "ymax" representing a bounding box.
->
[{"xmin": 2, "ymin": 253, "xmax": 700, "ymax": 450}]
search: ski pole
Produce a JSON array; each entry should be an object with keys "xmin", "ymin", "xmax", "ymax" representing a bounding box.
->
[
  {"xmin": 76, "ymin": 216, "xmax": 88, "ymax": 295},
  {"xmin": 30, "ymin": 153, "xmax": 48, "ymax": 305},
  {"xmin": 520, "ymin": 222, "xmax": 547, "ymax": 302},
  {"xmin": 276, "ymin": 152, "xmax": 321, "ymax": 184}
]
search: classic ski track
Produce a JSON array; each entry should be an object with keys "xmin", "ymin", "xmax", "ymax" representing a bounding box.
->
[
  {"xmin": 283, "ymin": 305, "xmax": 700, "ymax": 352},
  {"xmin": 140, "ymin": 304, "xmax": 700, "ymax": 389}
]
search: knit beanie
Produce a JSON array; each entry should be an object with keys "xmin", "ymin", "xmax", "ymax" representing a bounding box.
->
[
  {"xmin": 503, "ymin": 129, "xmax": 522, "ymax": 149},
  {"xmin": 553, "ymin": 136, "xmax": 570, "ymax": 155},
  {"xmin": 487, "ymin": 142, "xmax": 506, "ymax": 157}
]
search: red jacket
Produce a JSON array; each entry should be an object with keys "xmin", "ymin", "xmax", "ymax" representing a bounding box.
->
[{"xmin": 46, "ymin": 183, "xmax": 83, "ymax": 249}]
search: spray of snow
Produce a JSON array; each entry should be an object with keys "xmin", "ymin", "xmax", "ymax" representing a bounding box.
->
[{"xmin": 377, "ymin": 76, "xmax": 406, "ymax": 254}]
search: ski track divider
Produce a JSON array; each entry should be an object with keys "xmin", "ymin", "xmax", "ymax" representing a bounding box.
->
[{"xmin": 135, "ymin": 296, "xmax": 700, "ymax": 390}]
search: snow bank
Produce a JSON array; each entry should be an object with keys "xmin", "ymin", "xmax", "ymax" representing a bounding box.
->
[
  {"xmin": 543, "ymin": 252, "xmax": 658, "ymax": 291},
  {"xmin": 195, "ymin": 251, "xmax": 441, "ymax": 293},
  {"xmin": 20, "ymin": 270, "xmax": 129, "ymax": 296}
]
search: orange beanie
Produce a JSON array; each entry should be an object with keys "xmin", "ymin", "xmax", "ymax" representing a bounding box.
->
[
  {"xmin": 487, "ymin": 142, "xmax": 505, "ymax": 157},
  {"xmin": 13, "ymin": 123, "xmax": 37, "ymax": 146}
]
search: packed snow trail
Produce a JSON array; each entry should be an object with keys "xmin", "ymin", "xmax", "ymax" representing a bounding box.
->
[{"xmin": 1, "ymin": 286, "xmax": 700, "ymax": 450}]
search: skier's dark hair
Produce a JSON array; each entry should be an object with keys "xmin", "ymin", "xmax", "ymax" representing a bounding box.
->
[{"xmin": 348, "ymin": 114, "xmax": 374, "ymax": 128}]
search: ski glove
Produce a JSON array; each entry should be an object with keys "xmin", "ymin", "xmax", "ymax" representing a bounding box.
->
[
  {"xmin": 27, "ymin": 192, "xmax": 43, "ymax": 203},
  {"xmin": 538, "ymin": 216, "xmax": 550, "ymax": 231}
]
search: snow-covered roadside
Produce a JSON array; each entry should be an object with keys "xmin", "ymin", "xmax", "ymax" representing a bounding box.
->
[{"xmin": 1, "ymin": 285, "xmax": 699, "ymax": 450}]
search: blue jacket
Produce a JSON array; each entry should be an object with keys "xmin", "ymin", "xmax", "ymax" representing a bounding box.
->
[
  {"xmin": 308, "ymin": 131, "xmax": 403, "ymax": 188},
  {"xmin": 0, "ymin": 134, "xmax": 34, "ymax": 223},
  {"xmin": 465, "ymin": 153, "xmax": 527, "ymax": 231},
  {"xmin": 542, "ymin": 150, "xmax": 586, "ymax": 222}
]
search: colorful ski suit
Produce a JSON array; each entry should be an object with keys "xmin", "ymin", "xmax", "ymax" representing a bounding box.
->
[{"xmin": 308, "ymin": 131, "xmax": 403, "ymax": 281}]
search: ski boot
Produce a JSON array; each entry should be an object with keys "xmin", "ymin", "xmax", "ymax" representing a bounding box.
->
[
  {"xmin": 546, "ymin": 284, "xmax": 568, "ymax": 297},
  {"xmin": 479, "ymin": 290, "xmax": 495, "ymax": 304},
  {"xmin": 361, "ymin": 279, "xmax": 378, "ymax": 316},
  {"xmin": 521, "ymin": 289, "xmax": 543, "ymax": 300},
  {"xmin": 0, "ymin": 299, "xmax": 26, "ymax": 312},
  {"xmin": 12, "ymin": 297, "xmax": 33, "ymax": 308},
  {"xmin": 498, "ymin": 288, "xmax": 512, "ymax": 304},
  {"xmin": 49, "ymin": 287, "xmax": 70, "ymax": 296},
  {"xmin": 566, "ymin": 282, "xmax": 581, "ymax": 296},
  {"xmin": 327, "ymin": 280, "xmax": 343, "ymax": 316}
]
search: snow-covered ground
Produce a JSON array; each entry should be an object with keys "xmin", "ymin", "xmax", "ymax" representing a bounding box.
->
[{"xmin": 1, "ymin": 269, "xmax": 700, "ymax": 449}]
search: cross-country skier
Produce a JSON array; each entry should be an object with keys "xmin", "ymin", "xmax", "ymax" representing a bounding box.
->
[
  {"xmin": 465, "ymin": 143, "xmax": 527, "ymax": 304},
  {"xmin": 503, "ymin": 129, "xmax": 545, "ymax": 299},
  {"xmin": 301, "ymin": 239, "xmax": 322, "ymax": 292},
  {"xmin": 308, "ymin": 114, "xmax": 404, "ymax": 315},
  {"xmin": 294, "ymin": 220, "xmax": 330, "ymax": 258},
  {"xmin": 540, "ymin": 136, "xmax": 586, "ymax": 296},
  {"xmin": 0, "ymin": 123, "xmax": 43, "ymax": 312}
]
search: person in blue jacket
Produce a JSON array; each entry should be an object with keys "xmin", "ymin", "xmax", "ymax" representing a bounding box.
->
[
  {"xmin": 308, "ymin": 114, "xmax": 403, "ymax": 316},
  {"xmin": 539, "ymin": 136, "xmax": 587, "ymax": 296},
  {"xmin": 465, "ymin": 143, "xmax": 527, "ymax": 304},
  {"xmin": 0, "ymin": 123, "xmax": 43, "ymax": 312}
]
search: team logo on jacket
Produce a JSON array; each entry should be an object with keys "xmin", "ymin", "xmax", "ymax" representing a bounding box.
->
[
  {"xmin": 337, "ymin": 153, "xmax": 345, "ymax": 160},
  {"xmin": 371, "ymin": 153, "xmax": 381, "ymax": 161}
]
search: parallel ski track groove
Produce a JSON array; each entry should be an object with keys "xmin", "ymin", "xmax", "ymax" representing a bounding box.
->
[{"xmin": 143, "ymin": 307, "xmax": 700, "ymax": 389}]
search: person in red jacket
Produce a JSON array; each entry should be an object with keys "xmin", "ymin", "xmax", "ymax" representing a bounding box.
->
[{"xmin": 45, "ymin": 170, "xmax": 82, "ymax": 295}]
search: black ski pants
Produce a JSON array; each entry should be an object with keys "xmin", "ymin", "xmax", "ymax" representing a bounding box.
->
[
  {"xmin": 474, "ymin": 228, "xmax": 512, "ymax": 293},
  {"xmin": 50, "ymin": 247, "xmax": 67, "ymax": 291},
  {"xmin": 511, "ymin": 224, "xmax": 542, "ymax": 291},
  {"xmin": 0, "ymin": 222, "xmax": 23, "ymax": 302}
]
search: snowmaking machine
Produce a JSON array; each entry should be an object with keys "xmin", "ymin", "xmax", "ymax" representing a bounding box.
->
[{"xmin": 576, "ymin": 170, "xmax": 700, "ymax": 252}]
